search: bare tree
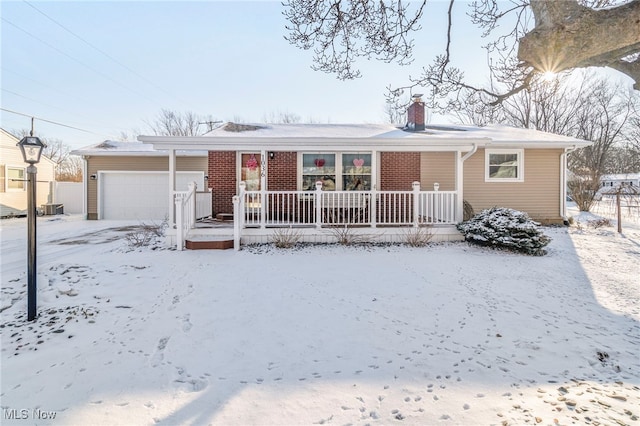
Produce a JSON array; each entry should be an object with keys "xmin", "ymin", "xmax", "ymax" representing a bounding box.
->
[
  {"xmin": 606, "ymin": 145, "xmax": 640, "ymax": 173},
  {"xmin": 384, "ymin": 94, "xmax": 414, "ymax": 125},
  {"xmin": 56, "ymin": 156, "xmax": 83, "ymax": 182},
  {"xmin": 455, "ymin": 72, "xmax": 638, "ymax": 210},
  {"xmin": 283, "ymin": 0, "xmax": 640, "ymax": 111},
  {"xmin": 262, "ymin": 111, "xmax": 302, "ymax": 124},
  {"xmin": 146, "ymin": 109, "xmax": 205, "ymax": 136}
]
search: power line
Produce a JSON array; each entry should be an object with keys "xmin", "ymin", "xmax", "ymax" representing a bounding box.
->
[
  {"xmin": 22, "ymin": 0, "xmax": 190, "ymax": 108},
  {"xmin": 1, "ymin": 107, "xmax": 95, "ymax": 134},
  {"xmin": 2, "ymin": 17, "xmax": 164, "ymax": 107},
  {"xmin": 1, "ymin": 83, "xmax": 136, "ymax": 134}
]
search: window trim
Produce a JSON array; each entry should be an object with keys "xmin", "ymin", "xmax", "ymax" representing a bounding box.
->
[{"xmin": 485, "ymin": 149, "xmax": 524, "ymax": 183}]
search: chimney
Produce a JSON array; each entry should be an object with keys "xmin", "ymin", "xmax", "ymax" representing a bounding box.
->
[{"xmin": 406, "ymin": 94, "xmax": 425, "ymax": 131}]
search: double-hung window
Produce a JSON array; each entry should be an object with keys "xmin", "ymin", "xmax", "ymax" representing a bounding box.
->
[
  {"xmin": 6, "ymin": 166, "xmax": 26, "ymax": 191},
  {"xmin": 485, "ymin": 149, "xmax": 523, "ymax": 182},
  {"xmin": 301, "ymin": 153, "xmax": 371, "ymax": 191}
]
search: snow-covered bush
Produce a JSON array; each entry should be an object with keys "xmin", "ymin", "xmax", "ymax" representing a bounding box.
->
[{"xmin": 457, "ymin": 207, "xmax": 551, "ymax": 256}]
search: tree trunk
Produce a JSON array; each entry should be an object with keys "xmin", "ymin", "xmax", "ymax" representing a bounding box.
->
[{"xmin": 519, "ymin": 0, "xmax": 640, "ymax": 89}]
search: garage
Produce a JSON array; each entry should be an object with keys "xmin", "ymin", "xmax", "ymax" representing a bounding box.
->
[{"xmin": 99, "ymin": 171, "xmax": 205, "ymax": 220}]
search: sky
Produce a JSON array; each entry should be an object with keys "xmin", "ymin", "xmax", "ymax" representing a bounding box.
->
[{"xmin": 1, "ymin": 0, "xmax": 501, "ymax": 149}]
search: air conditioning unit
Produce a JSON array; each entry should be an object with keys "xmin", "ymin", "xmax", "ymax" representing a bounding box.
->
[{"xmin": 42, "ymin": 203, "xmax": 64, "ymax": 215}]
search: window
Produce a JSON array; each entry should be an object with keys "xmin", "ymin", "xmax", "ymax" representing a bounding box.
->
[
  {"xmin": 241, "ymin": 153, "xmax": 262, "ymax": 190},
  {"xmin": 341, "ymin": 153, "xmax": 371, "ymax": 190},
  {"xmin": 485, "ymin": 149, "xmax": 523, "ymax": 182},
  {"xmin": 301, "ymin": 153, "xmax": 371, "ymax": 191},
  {"xmin": 6, "ymin": 166, "xmax": 26, "ymax": 191},
  {"xmin": 302, "ymin": 153, "xmax": 336, "ymax": 191}
]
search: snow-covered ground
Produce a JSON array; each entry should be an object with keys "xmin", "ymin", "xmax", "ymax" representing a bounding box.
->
[{"xmin": 1, "ymin": 205, "xmax": 638, "ymax": 425}]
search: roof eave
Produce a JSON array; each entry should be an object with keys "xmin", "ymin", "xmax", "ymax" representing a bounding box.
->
[{"xmin": 138, "ymin": 135, "xmax": 591, "ymax": 151}]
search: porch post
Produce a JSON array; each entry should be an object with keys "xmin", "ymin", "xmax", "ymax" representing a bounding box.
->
[
  {"xmin": 169, "ymin": 149, "xmax": 176, "ymax": 225},
  {"xmin": 371, "ymin": 150, "xmax": 377, "ymax": 228},
  {"xmin": 233, "ymin": 195, "xmax": 240, "ymax": 251},
  {"xmin": 238, "ymin": 181, "xmax": 246, "ymax": 230},
  {"xmin": 175, "ymin": 194, "xmax": 183, "ymax": 251},
  {"xmin": 412, "ymin": 181, "xmax": 420, "ymax": 227},
  {"xmin": 315, "ymin": 181, "xmax": 323, "ymax": 229}
]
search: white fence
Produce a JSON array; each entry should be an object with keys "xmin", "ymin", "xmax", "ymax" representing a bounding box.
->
[{"xmin": 53, "ymin": 182, "xmax": 83, "ymax": 214}]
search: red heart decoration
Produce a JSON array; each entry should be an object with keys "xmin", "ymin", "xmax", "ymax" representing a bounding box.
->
[
  {"xmin": 353, "ymin": 158, "xmax": 365, "ymax": 167},
  {"xmin": 246, "ymin": 155, "xmax": 258, "ymax": 171},
  {"xmin": 314, "ymin": 158, "xmax": 325, "ymax": 167}
]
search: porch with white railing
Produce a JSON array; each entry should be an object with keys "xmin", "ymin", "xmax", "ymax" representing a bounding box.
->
[{"xmin": 230, "ymin": 181, "xmax": 461, "ymax": 250}]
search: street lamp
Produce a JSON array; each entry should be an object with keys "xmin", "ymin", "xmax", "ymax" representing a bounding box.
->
[{"xmin": 17, "ymin": 136, "xmax": 46, "ymax": 321}]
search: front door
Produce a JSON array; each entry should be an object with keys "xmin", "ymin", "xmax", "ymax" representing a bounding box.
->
[{"xmin": 241, "ymin": 153, "xmax": 261, "ymax": 191}]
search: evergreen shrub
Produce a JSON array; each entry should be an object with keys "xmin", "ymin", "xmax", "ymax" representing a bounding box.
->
[{"xmin": 457, "ymin": 207, "xmax": 551, "ymax": 256}]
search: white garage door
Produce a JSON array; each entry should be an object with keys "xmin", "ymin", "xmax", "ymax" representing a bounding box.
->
[{"xmin": 100, "ymin": 172, "xmax": 204, "ymax": 220}]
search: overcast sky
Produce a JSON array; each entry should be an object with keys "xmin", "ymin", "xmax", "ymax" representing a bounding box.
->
[{"xmin": 0, "ymin": 1, "xmax": 578, "ymax": 149}]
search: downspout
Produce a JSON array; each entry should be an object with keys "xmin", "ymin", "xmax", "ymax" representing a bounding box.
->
[
  {"xmin": 560, "ymin": 145, "xmax": 578, "ymax": 223},
  {"xmin": 456, "ymin": 144, "xmax": 478, "ymax": 222},
  {"xmin": 461, "ymin": 143, "xmax": 478, "ymax": 162}
]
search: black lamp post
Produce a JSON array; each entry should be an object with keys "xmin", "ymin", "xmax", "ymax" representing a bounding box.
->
[{"xmin": 17, "ymin": 136, "xmax": 46, "ymax": 321}]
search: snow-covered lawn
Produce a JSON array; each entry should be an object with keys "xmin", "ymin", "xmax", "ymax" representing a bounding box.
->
[{"xmin": 1, "ymin": 209, "xmax": 638, "ymax": 425}]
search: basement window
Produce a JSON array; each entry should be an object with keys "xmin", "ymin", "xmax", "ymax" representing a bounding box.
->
[{"xmin": 485, "ymin": 149, "xmax": 524, "ymax": 182}]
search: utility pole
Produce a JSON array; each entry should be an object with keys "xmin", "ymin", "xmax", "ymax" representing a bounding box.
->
[{"xmin": 198, "ymin": 120, "xmax": 223, "ymax": 133}]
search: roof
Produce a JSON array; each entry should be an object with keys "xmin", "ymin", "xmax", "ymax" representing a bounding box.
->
[
  {"xmin": 138, "ymin": 122, "xmax": 592, "ymax": 151},
  {"xmin": 0, "ymin": 128, "xmax": 58, "ymax": 167},
  {"xmin": 204, "ymin": 122, "xmax": 587, "ymax": 144},
  {"xmin": 70, "ymin": 140, "xmax": 208, "ymax": 157},
  {"xmin": 600, "ymin": 173, "xmax": 640, "ymax": 181}
]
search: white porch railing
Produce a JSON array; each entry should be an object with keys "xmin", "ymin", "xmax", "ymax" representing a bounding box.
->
[
  {"xmin": 233, "ymin": 181, "xmax": 458, "ymax": 244},
  {"xmin": 175, "ymin": 182, "xmax": 197, "ymax": 251}
]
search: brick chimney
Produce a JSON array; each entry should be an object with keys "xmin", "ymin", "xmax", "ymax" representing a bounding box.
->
[{"xmin": 406, "ymin": 94, "xmax": 425, "ymax": 131}]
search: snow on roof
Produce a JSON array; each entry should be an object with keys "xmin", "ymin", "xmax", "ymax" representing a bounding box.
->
[
  {"xmin": 205, "ymin": 122, "xmax": 401, "ymax": 138},
  {"xmin": 600, "ymin": 173, "xmax": 640, "ymax": 181},
  {"xmin": 70, "ymin": 140, "xmax": 208, "ymax": 156},
  {"xmin": 202, "ymin": 122, "xmax": 588, "ymax": 145}
]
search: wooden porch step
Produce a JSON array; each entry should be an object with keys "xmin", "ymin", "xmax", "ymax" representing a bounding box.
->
[
  {"xmin": 185, "ymin": 238, "xmax": 234, "ymax": 250},
  {"xmin": 215, "ymin": 213, "xmax": 234, "ymax": 222}
]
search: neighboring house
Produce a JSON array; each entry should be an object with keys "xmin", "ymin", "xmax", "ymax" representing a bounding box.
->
[
  {"xmin": 600, "ymin": 173, "xmax": 640, "ymax": 190},
  {"xmin": 70, "ymin": 141, "xmax": 209, "ymax": 220},
  {"xmin": 137, "ymin": 98, "xmax": 592, "ymax": 249},
  {"xmin": 0, "ymin": 128, "xmax": 56, "ymax": 218}
]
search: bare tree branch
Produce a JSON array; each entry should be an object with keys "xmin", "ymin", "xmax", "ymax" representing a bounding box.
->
[
  {"xmin": 145, "ymin": 109, "xmax": 204, "ymax": 136},
  {"xmin": 284, "ymin": 0, "xmax": 639, "ymax": 109}
]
